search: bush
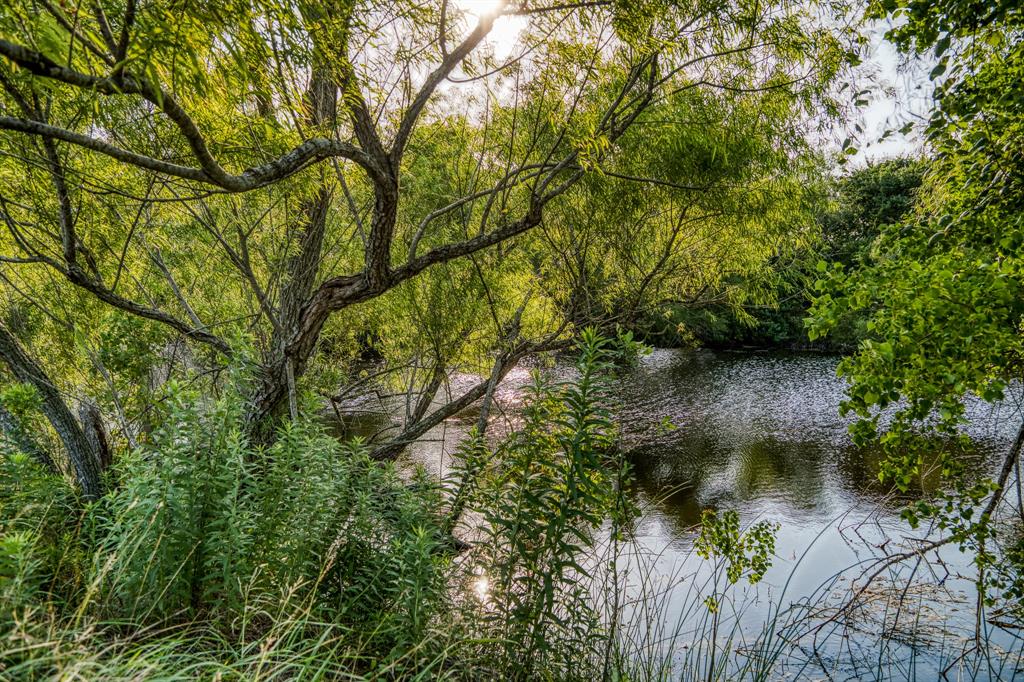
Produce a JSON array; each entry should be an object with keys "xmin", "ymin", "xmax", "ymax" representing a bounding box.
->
[{"xmin": 0, "ymin": 333, "xmax": 636, "ymax": 680}]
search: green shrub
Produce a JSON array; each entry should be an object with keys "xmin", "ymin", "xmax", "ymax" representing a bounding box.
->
[
  {"xmin": 0, "ymin": 332, "xmax": 647, "ymax": 680},
  {"xmin": 462, "ymin": 329, "xmax": 632, "ymax": 679}
]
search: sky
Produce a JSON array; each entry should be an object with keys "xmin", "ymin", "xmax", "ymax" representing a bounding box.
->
[{"xmin": 850, "ymin": 22, "xmax": 934, "ymax": 165}]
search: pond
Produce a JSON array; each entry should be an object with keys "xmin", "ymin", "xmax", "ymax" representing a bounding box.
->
[
  {"xmin": 333, "ymin": 349, "xmax": 1024, "ymax": 679},
  {"xmin": 603, "ymin": 349, "xmax": 1024, "ymax": 680}
]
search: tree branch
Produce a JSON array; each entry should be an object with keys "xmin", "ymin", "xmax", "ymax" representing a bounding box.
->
[
  {"xmin": 0, "ymin": 40, "xmax": 383, "ymax": 189},
  {"xmin": 390, "ymin": 10, "xmax": 498, "ymax": 166}
]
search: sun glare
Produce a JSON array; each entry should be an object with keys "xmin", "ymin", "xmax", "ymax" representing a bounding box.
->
[
  {"xmin": 471, "ymin": 565, "xmax": 492, "ymax": 603},
  {"xmin": 456, "ymin": 0, "xmax": 506, "ymax": 19},
  {"xmin": 452, "ymin": 0, "xmax": 526, "ymax": 58},
  {"xmin": 473, "ymin": 574, "xmax": 490, "ymax": 601}
]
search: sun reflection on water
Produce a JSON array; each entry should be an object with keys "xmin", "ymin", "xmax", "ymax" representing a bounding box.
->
[{"xmin": 471, "ymin": 566, "xmax": 491, "ymax": 603}]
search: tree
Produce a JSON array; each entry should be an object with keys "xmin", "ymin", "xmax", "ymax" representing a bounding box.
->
[
  {"xmin": 0, "ymin": 0, "xmax": 852, "ymax": 492},
  {"xmin": 808, "ymin": 0, "xmax": 1024, "ymax": 595},
  {"xmin": 0, "ymin": 321, "xmax": 102, "ymax": 497},
  {"xmin": 818, "ymin": 157, "xmax": 924, "ymax": 267},
  {"xmin": 645, "ymin": 158, "xmax": 922, "ymax": 350}
]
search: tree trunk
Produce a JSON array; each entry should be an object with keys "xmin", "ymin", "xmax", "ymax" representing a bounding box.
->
[
  {"xmin": 78, "ymin": 400, "xmax": 112, "ymax": 472},
  {"xmin": 0, "ymin": 403, "xmax": 57, "ymax": 473},
  {"xmin": 0, "ymin": 322, "xmax": 102, "ymax": 499},
  {"xmin": 251, "ymin": 56, "xmax": 339, "ymax": 432}
]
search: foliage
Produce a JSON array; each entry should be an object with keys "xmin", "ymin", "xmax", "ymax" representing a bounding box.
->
[
  {"xmin": 809, "ymin": 0, "xmax": 1024, "ymax": 601},
  {"xmin": 87, "ymin": 380, "xmax": 454, "ymax": 664},
  {"xmin": 0, "ymin": 333, "xmax": 647, "ymax": 679},
  {"xmin": 2, "ymin": 0, "xmax": 1017, "ymax": 676},
  {"xmin": 0, "ymin": 387, "xmax": 452, "ymax": 674},
  {"xmin": 0, "ymin": 0, "xmax": 858, "ymax": 489},
  {"xmin": 95, "ymin": 383, "xmax": 256, "ymax": 620},
  {"xmin": 466, "ymin": 328, "xmax": 632, "ymax": 678},
  {"xmin": 654, "ymin": 159, "xmax": 923, "ymax": 350},
  {"xmin": 606, "ymin": 327, "xmax": 651, "ymax": 369},
  {"xmin": 817, "ymin": 158, "xmax": 925, "ymax": 268},
  {"xmin": 695, "ymin": 508, "xmax": 777, "ymax": 629},
  {"xmin": 0, "ymin": 431, "xmax": 79, "ymax": 613},
  {"xmin": 0, "ymin": 383, "xmax": 39, "ymax": 417},
  {"xmin": 695, "ymin": 510, "xmax": 778, "ymax": 593}
]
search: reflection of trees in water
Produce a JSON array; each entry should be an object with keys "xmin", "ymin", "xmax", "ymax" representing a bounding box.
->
[
  {"xmin": 326, "ymin": 350, "xmax": 1014, "ymax": 539},
  {"xmin": 629, "ymin": 428, "xmax": 830, "ymax": 530},
  {"xmin": 836, "ymin": 436, "xmax": 998, "ymax": 501},
  {"xmin": 733, "ymin": 436, "xmax": 824, "ymax": 504},
  {"xmin": 622, "ymin": 360, "xmax": 1007, "ymax": 532},
  {"xmin": 320, "ymin": 410, "xmax": 391, "ymax": 442},
  {"xmin": 630, "ymin": 425, "xmax": 1003, "ymax": 538},
  {"xmin": 628, "ymin": 428, "xmax": 725, "ymax": 528}
]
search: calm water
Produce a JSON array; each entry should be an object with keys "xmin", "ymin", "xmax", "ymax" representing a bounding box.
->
[
  {"xmin": 602, "ymin": 350, "xmax": 1024, "ymax": 680},
  {"xmin": 334, "ymin": 349, "xmax": 1024, "ymax": 679}
]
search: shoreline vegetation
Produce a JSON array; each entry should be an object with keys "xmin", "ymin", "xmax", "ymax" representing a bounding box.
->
[
  {"xmin": 1, "ymin": 0, "xmax": 1022, "ymax": 679},
  {"xmin": 2, "ymin": 340, "xmax": 1022, "ymax": 680},
  {"xmin": 2, "ymin": 337, "xmax": 1022, "ymax": 681}
]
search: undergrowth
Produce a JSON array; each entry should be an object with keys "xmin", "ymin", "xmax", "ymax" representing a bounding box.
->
[
  {"xmin": 0, "ymin": 332, "xmax": 645, "ymax": 681},
  {"xmin": 1, "ymin": 332, "xmax": 1021, "ymax": 680}
]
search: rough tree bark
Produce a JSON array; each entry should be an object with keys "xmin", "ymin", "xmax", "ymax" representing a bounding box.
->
[
  {"xmin": 78, "ymin": 400, "xmax": 112, "ymax": 472},
  {"xmin": 0, "ymin": 322, "xmax": 102, "ymax": 499},
  {"xmin": 265, "ymin": 66, "xmax": 337, "ymax": 426}
]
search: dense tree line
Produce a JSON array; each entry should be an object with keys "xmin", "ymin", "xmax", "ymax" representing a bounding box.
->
[{"xmin": 647, "ymin": 157, "xmax": 925, "ymax": 350}]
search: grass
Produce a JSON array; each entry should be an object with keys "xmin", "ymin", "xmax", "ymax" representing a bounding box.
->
[{"xmin": 1, "ymin": 335, "xmax": 1023, "ymax": 680}]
